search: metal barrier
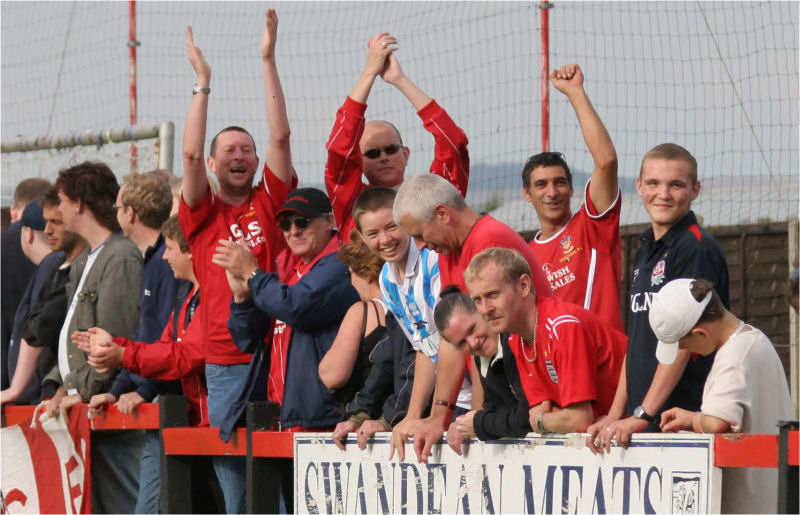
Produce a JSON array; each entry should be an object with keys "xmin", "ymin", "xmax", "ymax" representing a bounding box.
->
[{"xmin": 3, "ymin": 400, "xmax": 798, "ymax": 513}]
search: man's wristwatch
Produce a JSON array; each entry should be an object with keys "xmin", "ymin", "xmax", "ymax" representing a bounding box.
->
[
  {"xmin": 192, "ymin": 83, "xmax": 210, "ymax": 95},
  {"xmin": 633, "ymin": 405, "xmax": 655, "ymax": 423}
]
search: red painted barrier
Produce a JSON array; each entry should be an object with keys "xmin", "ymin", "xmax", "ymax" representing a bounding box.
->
[
  {"xmin": 3, "ymin": 403, "xmax": 159, "ymax": 430},
  {"xmin": 3, "ymin": 404, "xmax": 798, "ymax": 467},
  {"xmin": 162, "ymin": 427, "xmax": 246, "ymax": 456}
]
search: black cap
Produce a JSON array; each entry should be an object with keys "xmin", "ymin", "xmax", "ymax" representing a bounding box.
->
[
  {"xmin": 20, "ymin": 199, "xmax": 46, "ymax": 231},
  {"xmin": 275, "ymin": 188, "xmax": 332, "ymax": 220}
]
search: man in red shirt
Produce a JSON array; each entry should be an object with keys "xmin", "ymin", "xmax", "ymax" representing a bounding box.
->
[
  {"xmin": 523, "ymin": 64, "xmax": 622, "ymax": 331},
  {"xmin": 178, "ymin": 11, "xmax": 294, "ymax": 513},
  {"xmin": 393, "ymin": 173, "xmax": 553, "ymax": 462},
  {"xmin": 464, "ymin": 247, "xmax": 626, "ymax": 434},
  {"xmin": 325, "ymin": 32, "xmax": 469, "ymax": 240}
]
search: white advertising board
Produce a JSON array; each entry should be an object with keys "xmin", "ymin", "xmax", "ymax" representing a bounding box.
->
[{"xmin": 295, "ymin": 432, "xmax": 720, "ymax": 514}]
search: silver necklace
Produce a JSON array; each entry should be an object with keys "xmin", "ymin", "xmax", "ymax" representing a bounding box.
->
[
  {"xmin": 520, "ymin": 308, "xmax": 539, "ymax": 362},
  {"xmin": 725, "ymin": 320, "xmax": 746, "ymax": 345}
]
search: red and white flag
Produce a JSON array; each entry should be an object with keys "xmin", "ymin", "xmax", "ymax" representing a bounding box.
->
[{"xmin": 1, "ymin": 403, "xmax": 91, "ymax": 514}]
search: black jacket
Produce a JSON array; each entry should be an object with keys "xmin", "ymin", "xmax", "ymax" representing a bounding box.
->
[
  {"xmin": 473, "ymin": 333, "xmax": 532, "ymax": 440},
  {"xmin": 346, "ymin": 314, "xmax": 420, "ymax": 427}
]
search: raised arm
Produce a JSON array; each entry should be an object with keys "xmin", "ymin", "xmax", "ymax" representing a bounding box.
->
[
  {"xmin": 182, "ymin": 26, "xmax": 212, "ymax": 207},
  {"xmin": 325, "ymin": 33, "xmax": 397, "ymax": 234},
  {"xmin": 382, "ymin": 53, "xmax": 470, "ymax": 196},
  {"xmin": 261, "ymin": 8, "xmax": 293, "ymax": 188},
  {"xmin": 351, "ymin": 32, "xmax": 397, "ymax": 104},
  {"xmin": 551, "ymin": 64, "xmax": 617, "ymax": 212},
  {"xmin": 381, "ymin": 53, "xmax": 431, "ymax": 110}
]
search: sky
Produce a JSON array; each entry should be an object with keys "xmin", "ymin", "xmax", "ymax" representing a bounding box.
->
[{"xmin": 2, "ymin": 1, "xmax": 797, "ymax": 230}]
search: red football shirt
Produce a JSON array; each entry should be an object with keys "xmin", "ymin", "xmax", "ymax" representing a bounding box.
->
[
  {"xmin": 528, "ymin": 183, "xmax": 623, "ymax": 331},
  {"xmin": 179, "ymin": 166, "xmax": 291, "ymax": 365},
  {"xmin": 507, "ymin": 295, "xmax": 626, "ymax": 418}
]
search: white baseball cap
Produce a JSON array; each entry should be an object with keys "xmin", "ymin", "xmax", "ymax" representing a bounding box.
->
[{"xmin": 649, "ymin": 278, "xmax": 711, "ymax": 365}]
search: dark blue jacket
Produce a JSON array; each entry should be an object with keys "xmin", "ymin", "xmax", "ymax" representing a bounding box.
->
[
  {"xmin": 222, "ymin": 247, "xmax": 358, "ymax": 441},
  {"xmin": 345, "ymin": 314, "xmax": 419, "ymax": 427},
  {"xmin": 7, "ymin": 251, "xmax": 64, "ymax": 403},
  {"xmin": 110, "ymin": 236, "xmax": 183, "ymax": 401}
]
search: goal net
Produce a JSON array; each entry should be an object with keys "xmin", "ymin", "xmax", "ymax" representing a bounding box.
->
[{"xmin": 2, "ymin": 1, "xmax": 796, "ymax": 229}]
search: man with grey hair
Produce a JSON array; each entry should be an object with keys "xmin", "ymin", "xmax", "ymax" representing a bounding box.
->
[{"xmin": 394, "ymin": 173, "xmax": 552, "ymax": 463}]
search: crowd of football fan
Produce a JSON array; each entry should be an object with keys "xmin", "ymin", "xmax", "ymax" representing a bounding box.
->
[{"xmin": 1, "ymin": 9, "xmax": 794, "ymax": 515}]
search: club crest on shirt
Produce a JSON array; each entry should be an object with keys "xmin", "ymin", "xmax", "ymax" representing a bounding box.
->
[
  {"xmin": 558, "ymin": 235, "xmax": 583, "ymax": 263},
  {"xmin": 544, "ymin": 359, "xmax": 559, "ymax": 383},
  {"xmin": 651, "ymin": 259, "xmax": 666, "ymax": 286}
]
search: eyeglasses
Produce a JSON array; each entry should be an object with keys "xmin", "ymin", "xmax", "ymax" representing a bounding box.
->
[
  {"xmin": 112, "ymin": 204, "xmax": 124, "ymax": 210},
  {"xmin": 362, "ymin": 144, "xmax": 402, "ymax": 160},
  {"xmin": 278, "ymin": 216, "xmax": 312, "ymax": 232},
  {"xmin": 524, "ymin": 152, "xmax": 567, "ymax": 171}
]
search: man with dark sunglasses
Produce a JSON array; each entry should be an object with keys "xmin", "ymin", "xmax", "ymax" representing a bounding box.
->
[
  {"xmin": 522, "ymin": 63, "xmax": 623, "ymax": 331},
  {"xmin": 212, "ymin": 189, "xmax": 358, "ymax": 508},
  {"xmin": 325, "ymin": 31, "xmax": 470, "ymax": 241}
]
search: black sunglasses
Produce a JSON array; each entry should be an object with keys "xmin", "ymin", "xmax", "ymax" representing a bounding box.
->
[
  {"xmin": 278, "ymin": 216, "xmax": 312, "ymax": 232},
  {"xmin": 362, "ymin": 144, "xmax": 402, "ymax": 160}
]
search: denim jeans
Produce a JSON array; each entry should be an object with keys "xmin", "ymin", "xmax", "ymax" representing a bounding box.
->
[
  {"xmin": 206, "ymin": 363, "xmax": 250, "ymax": 514},
  {"xmin": 134, "ymin": 429, "xmax": 161, "ymax": 513},
  {"xmin": 91, "ymin": 429, "xmax": 146, "ymax": 514}
]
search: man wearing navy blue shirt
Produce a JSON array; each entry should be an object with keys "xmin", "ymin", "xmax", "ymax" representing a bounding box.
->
[
  {"xmin": 89, "ymin": 172, "xmax": 183, "ymax": 513},
  {"xmin": 587, "ymin": 143, "xmax": 729, "ymax": 453}
]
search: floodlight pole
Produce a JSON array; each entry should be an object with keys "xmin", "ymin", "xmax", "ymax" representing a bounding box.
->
[{"xmin": 540, "ymin": 1, "xmax": 552, "ymax": 152}]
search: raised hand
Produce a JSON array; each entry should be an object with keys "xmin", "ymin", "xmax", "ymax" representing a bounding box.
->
[
  {"xmin": 380, "ymin": 53, "xmax": 406, "ymax": 85},
  {"xmin": 186, "ymin": 26, "xmax": 211, "ymax": 84},
  {"xmin": 550, "ymin": 63, "xmax": 584, "ymax": 96},
  {"xmin": 261, "ymin": 8, "xmax": 278, "ymax": 62},
  {"xmin": 364, "ymin": 32, "xmax": 397, "ymax": 77}
]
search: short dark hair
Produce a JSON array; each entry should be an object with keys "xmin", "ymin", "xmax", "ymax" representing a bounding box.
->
[
  {"xmin": 640, "ymin": 143, "xmax": 697, "ymax": 183},
  {"xmin": 337, "ymin": 229, "xmax": 385, "ymax": 283},
  {"xmin": 160, "ymin": 215, "xmax": 189, "ymax": 253},
  {"xmin": 433, "ymin": 288, "xmax": 477, "ymax": 335},
  {"xmin": 41, "ymin": 185, "xmax": 61, "ymax": 209},
  {"xmin": 209, "ymin": 126, "xmax": 257, "ymax": 157},
  {"xmin": 522, "ymin": 152, "xmax": 572, "ymax": 189},
  {"xmin": 353, "ymin": 187, "xmax": 397, "ymax": 232},
  {"xmin": 55, "ymin": 161, "xmax": 120, "ymax": 232},
  {"xmin": 690, "ymin": 278, "xmax": 725, "ymax": 323},
  {"xmin": 13, "ymin": 177, "xmax": 51, "ymax": 209}
]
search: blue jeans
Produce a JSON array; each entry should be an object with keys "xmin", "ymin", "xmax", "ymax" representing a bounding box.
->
[
  {"xmin": 134, "ymin": 429, "xmax": 161, "ymax": 513},
  {"xmin": 206, "ymin": 363, "xmax": 250, "ymax": 514},
  {"xmin": 91, "ymin": 429, "xmax": 146, "ymax": 514}
]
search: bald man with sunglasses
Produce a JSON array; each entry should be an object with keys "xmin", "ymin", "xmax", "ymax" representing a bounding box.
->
[
  {"xmin": 325, "ymin": 31, "xmax": 470, "ymax": 241},
  {"xmin": 522, "ymin": 63, "xmax": 623, "ymax": 331}
]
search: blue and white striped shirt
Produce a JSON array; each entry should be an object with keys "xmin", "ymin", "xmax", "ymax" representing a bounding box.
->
[{"xmin": 380, "ymin": 240, "xmax": 441, "ymax": 360}]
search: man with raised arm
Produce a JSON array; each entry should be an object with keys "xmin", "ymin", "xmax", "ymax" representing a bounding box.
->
[
  {"xmin": 325, "ymin": 32, "xmax": 469, "ymax": 240},
  {"xmin": 523, "ymin": 64, "xmax": 623, "ymax": 331},
  {"xmin": 179, "ymin": 9, "xmax": 294, "ymax": 513},
  {"xmin": 586, "ymin": 143, "xmax": 729, "ymax": 453}
]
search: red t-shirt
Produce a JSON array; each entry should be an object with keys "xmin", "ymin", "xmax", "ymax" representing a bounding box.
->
[
  {"xmin": 528, "ymin": 183, "xmax": 623, "ymax": 331},
  {"xmin": 179, "ymin": 166, "xmax": 292, "ymax": 365},
  {"xmin": 507, "ymin": 295, "xmax": 626, "ymax": 418},
  {"xmin": 440, "ymin": 214, "xmax": 552, "ymax": 297},
  {"xmin": 324, "ymin": 97, "xmax": 470, "ymax": 242}
]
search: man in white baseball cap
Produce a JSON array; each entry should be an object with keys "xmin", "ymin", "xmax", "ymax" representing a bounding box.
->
[{"xmin": 650, "ymin": 277, "xmax": 793, "ymax": 514}]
